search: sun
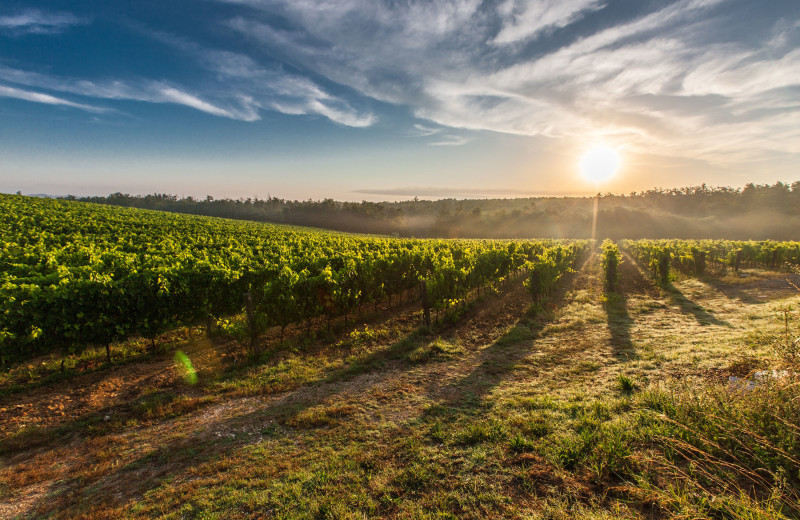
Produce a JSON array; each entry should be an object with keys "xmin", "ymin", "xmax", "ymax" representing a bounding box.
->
[{"xmin": 580, "ymin": 144, "xmax": 621, "ymax": 184}]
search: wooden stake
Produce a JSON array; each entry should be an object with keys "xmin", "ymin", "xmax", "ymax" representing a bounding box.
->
[
  {"xmin": 420, "ymin": 281, "xmax": 431, "ymax": 328},
  {"xmin": 243, "ymin": 292, "xmax": 258, "ymax": 351}
]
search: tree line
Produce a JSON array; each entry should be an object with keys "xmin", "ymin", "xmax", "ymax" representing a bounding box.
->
[{"xmin": 69, "ymin": 181, "xmax": 800, "ymax": 240}]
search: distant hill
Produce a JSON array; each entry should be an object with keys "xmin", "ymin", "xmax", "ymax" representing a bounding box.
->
[{"xmin": 72, "ymin": 182, "xmax": 800, "ymax": 240}]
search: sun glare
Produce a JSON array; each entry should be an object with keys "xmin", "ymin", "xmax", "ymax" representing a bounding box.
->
[{"xmin": 580, "ymin": 144, "xmax": 621, "ymax": 184}]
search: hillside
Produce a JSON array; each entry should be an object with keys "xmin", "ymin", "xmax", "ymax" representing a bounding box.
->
[
  {"xmin": 73, "ymin": 182, "xmax": 800, "ymax": 239},
  {"xmin": 2, "ymin": 246, "xmax": 799, "ymax": 519}
]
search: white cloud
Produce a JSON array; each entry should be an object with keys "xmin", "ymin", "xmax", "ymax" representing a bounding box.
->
[
  {"xmin": 0, "ymin": 65, "xmax": 259, "ymax": 121},
  {"xmin": 492, "ymin": 0, "xmax": 605, "ymax": 44},
  {"xmin": 223, "ymin": 0, "xmax": 798, "ymax": 164},
  {"xmin": 124, "ymin": 26, "xmax": 377, "ymax": 126},
  {"xmin": 429, "ymin": 135, "xmax": 472, "ymax": 146},
  {"xmin": 0, "ymin": 9, "xmax": 86, "ymax": 35},
  {"xmin": 0, "ymin": 57, "xmax": 374, "ymax": 126},
  {"xmin": 157, "ymin": 85, "xmax": 259, "ymax": 121},
  {"xmin": 0, "ymin": 84, "xmax": 107, "ymax": 112},
  {"xmin": 4, "ymin": 0, "xmax": 796, "ymax": 162},
  {"xmin": 412, "ymin": 124, "xmax": 441, "ymax": 137}
]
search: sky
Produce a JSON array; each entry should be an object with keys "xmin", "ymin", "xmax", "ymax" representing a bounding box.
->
[{"xmin": 0, "ymin": 0, "xmax": 798, "ymax": 201}]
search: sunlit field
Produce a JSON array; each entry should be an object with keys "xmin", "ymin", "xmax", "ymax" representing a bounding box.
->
[
  {"xmin": 2, "ymin": 1, "xmax": 799, "ymax": 518},
  {"xmin": 2, "ymin": 196, "xmax": 799, "ymax": 519}
]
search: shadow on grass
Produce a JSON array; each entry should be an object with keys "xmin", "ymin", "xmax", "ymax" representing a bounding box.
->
[
  {"xmin": 603, "ymin": 293, "xmax": 634, "ymax": 359},
  {"xmin": 700, "ymin": 275, "xmax": 783, "ymax": 304},
  {"xmin": 2, "ymin": 271, "xmax": 566, "ymax": 518},
  {"xmin": 666, "ymin": 284, "xmax": 730, "ymax": 326},
  {"xmin": 620, "ymin": 251, "xmax": 729, "ymax": 327},
  {"xmin": 1, "ymin": 331, "xmax": 426, "ymax": 516},
  {"xmin": 427, "ymin": 257, "xmax": 589, "ymax": 413},
  {"xmin": 2, "ymin": 288, "xmax": 500, "ymax": 516}
]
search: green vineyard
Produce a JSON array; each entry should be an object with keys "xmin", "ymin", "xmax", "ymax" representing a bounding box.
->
[
  {"xmin": 622, "ymin": 238, "xmax": 800, "ymax": 284},
  {"xmin": 0, "ymin": 195, "xmax": 587, "ymax": 365}
]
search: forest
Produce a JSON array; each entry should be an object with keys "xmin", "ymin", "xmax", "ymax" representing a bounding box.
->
[{"xmin": 71, "ymin": 181, "xmax": 800, "ymax": 239}]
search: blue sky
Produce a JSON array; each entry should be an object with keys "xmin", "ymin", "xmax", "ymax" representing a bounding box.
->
[{"xmin": 1, "ymin": 0, "xmax": 798, "ymax": 200}]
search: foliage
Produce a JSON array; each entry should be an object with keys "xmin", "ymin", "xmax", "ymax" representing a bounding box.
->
[
  {"xmin": 622, "ymin": 239, "xmax": 800, "ymax": 283},
  {"xmin": 601, "ymin": 240, "xmax": 621, "ymax": 291},
  {"xmin": 0, "ymin": 194, "xmax": 586, "ymax": 365}
]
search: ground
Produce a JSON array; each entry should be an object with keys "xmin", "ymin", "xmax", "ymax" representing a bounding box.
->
[{"xmin": 1, "ymin": 252, "xmax": 799, "ymax": 519}]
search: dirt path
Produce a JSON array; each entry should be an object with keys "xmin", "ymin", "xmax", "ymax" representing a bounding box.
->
[{"xmin": 0, "ymin": 336, "xmax": 231, "ymax": 439}]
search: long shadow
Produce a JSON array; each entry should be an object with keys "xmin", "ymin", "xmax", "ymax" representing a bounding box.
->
[
  {"xmin": 425, "ymin": 255, "xmax": 591, "ymax": 413},
  {"xmin": 700, "ymin": 273, "xmax": 800, "ymax": 304},
  {"xmin": 603, "ymin": 292, "xmax": 634, "ymax": 360},
  {"xmin": 601, "ymin": 253, "xmax": 651, "ymax": 360},
  {"xmin": 5, "ymin": 261, "xmax": 602, "ymax": 517},
  {"xmin": 703, "ymin": 280, "xmax": 761, "ymax": 304},
  {"xmin": 5, "ymin": 283, "xmax": 528, "ymax": 516},
  {"xmin": 621, "ymin": 252, "xmax": 730, "ymax": 327},
  {"xmin": 4, "ymin": 329, "xmax": 430, "ymax": 516},
  {"xmin": 665, "ymin": 284, "xmax": 730, "ymax": 326}
]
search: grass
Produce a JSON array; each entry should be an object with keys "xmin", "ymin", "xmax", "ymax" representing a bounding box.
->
[
  {"xmin": 0, "ymin": 328, "xmax": 196, "ymax": 397},
  {"xmin": 2, "ymin": 254, "xmax": 800, "ymax": 519}
]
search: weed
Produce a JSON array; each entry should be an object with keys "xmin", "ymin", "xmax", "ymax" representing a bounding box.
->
[
  {"xmin": 407, "ymin": 338, "xmax": 464, "ymax": 364},
  {"xmin": 617, "ymin": 374, "xmax": 637, "ymax": 395},
  {"xmin": 509, "ymin": 434, "xmax": 535, "ymax": 453},
  {"xmin": 454, "ymin": 419, "xmax": 506, "ymax": 446}
]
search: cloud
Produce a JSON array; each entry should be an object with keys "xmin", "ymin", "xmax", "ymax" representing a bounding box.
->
[
  {"xmin": 157, "ymin": 85, "xmax": 258, "ymax": 120},
  {"xmin": 429, "ymin": 135, "xmax": 472, "ymax": 146},
  {"xmin": 0, "ymin": 9, "xmax": 86, "ymax": 35},
  {"xmin": 412, "ymin": 124, "xmax": 441, "ymax": 137},
  {"xmin": 411, "ymin": 123, "xmax": 469, "ymax": 146},
  {"xmin": 4, "ymin": 0, "xmax": 797, "ymax": 159},
  {"xmin": 0, "ymin": 18, "xmax": 376, "ymax": 126},
  {"xmin": 492, "ymin": 0, "xmax": 605, "ymax": 45},
  {"xmin": 0, "ymin": 65, "xmax": 259, "ymax": 121},
  {"xmin": 222, "ymin": 0, "xmax": 799, "ymax": 164},
  {"xmin": 0, "ymin": 84, "xmax": 107, "ymax": 113},
  {"xmin": 126, "ymin": 26, "xmax": 376, "ymax": 126},
  {"xmin": 0, "ymin": 57, "xmax": 374, "ymax": 126}
]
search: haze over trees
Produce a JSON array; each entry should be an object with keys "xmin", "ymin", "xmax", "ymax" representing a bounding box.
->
[{"xmin": 73, "ymin": 182, "xmax": 800, "ymax": 240}]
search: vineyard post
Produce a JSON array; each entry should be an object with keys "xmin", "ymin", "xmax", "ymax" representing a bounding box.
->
[
  {"xmin": 205, "ymin": 315, "xmax": 214, "ymax": 338},
  {"xmin": 243, "ymin": 292, "xmax": 258, "ymax": 351},
  {"xmin": 420, "ymin": 281, "xmax": 431, "ymax": 328}
]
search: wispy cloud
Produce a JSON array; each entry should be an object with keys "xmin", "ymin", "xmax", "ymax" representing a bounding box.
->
[
  {"xmin": 0, "ymin": 9, "xmax": 86, "ymax": 35},
  {"xmin": 412, "ymin": 124, "xmax": 441, "ymax": 137},
  {"xmin": 0, "ymin": 84, "xmax": 107, "ymax": 113},
  {"xmin": 0, "ymin": 19, "xmax": 376, "ymax": 126},
  {"xmin": 126, "ymin": 27, "xmax": 376, "ymax": 126},
  {"xmin": 3, "ymin": 0, "xmax": 797, "ymax": 162},
  {"xmin": 411, "ymin": 123, "xmax": 469, "ymax": 146},
  {"xmin": 492, "ymin": 0, "xmax": 605, "ymax": 45},
  {"xmin": 222, "ymin": 0, "xmax": 799, "ymax": 164},
  {"xmin": 429, "ymin": 135, "xmax": 472, "ymax": 147},
  {"xmin": 0, "ymin": 65, "xmax": 258, "ymax": 121}
]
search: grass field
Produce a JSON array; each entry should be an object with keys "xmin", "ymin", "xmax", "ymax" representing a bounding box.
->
[{"xmin": 1, "ymin": 250, "xmax": 799, "ymax": 519}]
